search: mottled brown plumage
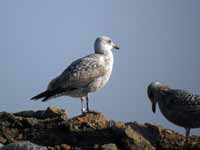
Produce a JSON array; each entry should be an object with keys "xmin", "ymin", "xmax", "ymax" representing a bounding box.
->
[
  {"xmin": 31, "ymin": 36, "xmax": 119, "ymax": 113},
  {"xmin": 147, "ymin": 81, "xmax": 200, "ymax": 140}
]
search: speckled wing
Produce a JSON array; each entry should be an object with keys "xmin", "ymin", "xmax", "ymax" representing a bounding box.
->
[
  {"xmin": 48, "ymin": 54, "xmax": 106, "ymax": 90},
  {"xmin": 163, "ymin": 89, "xmax": 200, "ymax": 117}
]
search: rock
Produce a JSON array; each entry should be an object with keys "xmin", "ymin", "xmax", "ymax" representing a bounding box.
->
[
  {"xmin": 1, "ymin": 141, "xmax": 47, "ymax": 150},
  {"xmin": 69, "ymin": 111, "xmax": 107, "ymax": 129},
  {"xmin": 44, "ymin": 106, "xmax": 67, "ymax": 119},
  {"xmin": 60, "ymin": 144, "xmax": 71, "ymax": 150},
  {"xmin": 0, "ymin": 107, "xmax": 200, "ymax": 149},
  {"xmin": 14, "ymin": 106, "xmax": 67, "ymax": 120},
  {"xmin": 119, "ymin": 125, "xmax": 155, "ymax": 150},
  {"xmin": 107, "ymin": 120, "xmax": 125, "ymax": 129},
  {"xmin": 101, "ymin": 143, "xmax": 118, "ymax": 150}
]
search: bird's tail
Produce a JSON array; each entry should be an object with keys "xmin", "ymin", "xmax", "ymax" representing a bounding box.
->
[
  {"xmin": 31, "ymin": 88, "xmax": 67, "ymax": 102},
  {"xmin": 31, "ymin": 90, "xmax": 53, "ymax": 102}
]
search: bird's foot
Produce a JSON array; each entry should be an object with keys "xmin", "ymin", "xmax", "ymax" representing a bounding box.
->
[
  {"xmin": 81, "ymin": 108, "xmax": 98, "ymax": 115},
  {"xmin": 81, "ymin": 108, "xmax": 87, "ymax": 114},
  {"xmin": 86, "ymin": 110, "xmax": 99, "ymax": 114}
]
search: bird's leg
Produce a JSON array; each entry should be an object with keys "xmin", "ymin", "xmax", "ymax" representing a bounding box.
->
[
  {"xmin": 185, "ymin": 128, "xmax": 190, "ymax": 143},
  {"xmin": 86, "ymin": 95, "xmax": 90, "ymax": 112},
  {"xmin": 80, "ymin": 97, "xmax": 85, "ymax": 114}
]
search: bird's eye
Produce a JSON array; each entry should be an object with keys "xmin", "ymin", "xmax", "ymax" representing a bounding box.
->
[{"xmin": 108, "ymin": 40, "xmax": 112, "ymax": 43}]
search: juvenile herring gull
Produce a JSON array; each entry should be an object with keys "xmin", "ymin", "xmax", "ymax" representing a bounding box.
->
[
  {"xmin": 31, "ymin": 36, "xmax": 119, "ymax": 113},
  {"xmin": 147, "ymin": 81, "xmax": 200, "ymax": 141}
]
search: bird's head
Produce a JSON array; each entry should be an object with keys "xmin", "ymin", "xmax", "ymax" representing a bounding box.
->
[
  {"xmin": 147, "ymin": 81, "xmax": 169, "ymax": 113},
  {"xmin": 94, "ymin": 36, "xmax": 120, "ymax": 55}
]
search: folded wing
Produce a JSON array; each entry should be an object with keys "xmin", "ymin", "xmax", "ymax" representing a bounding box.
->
[
  {"xmin": 164, "ymin": 89, "xmax": 200, "ymax": 125},
  {"xmin": 49, "ymin": 54, "xmax": 106, "ymax": 90},
  {"xmin": 31, "ymin": 54, "xmax": 106, "ymax": 101}
]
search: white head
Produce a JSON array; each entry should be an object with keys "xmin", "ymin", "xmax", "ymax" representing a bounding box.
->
[{"xmin": 94, "ymin": 36, "xmax": 120, "ymax": 55}]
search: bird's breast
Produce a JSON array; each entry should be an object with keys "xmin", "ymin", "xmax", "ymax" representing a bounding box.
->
[
  {"xmin": 87, "ymin": 54, "xmax": 114, "ymax": 92},
  {"xmin": 87, "ymin": 71, "xmax": 112, "ymax": 92},
  {"xmin": 99, "ymin": 53, "xmax": 113, "ymax": 88},
  {"xmin": 158, "ymin": 101, "xmax": 200, "ymax": 128}
]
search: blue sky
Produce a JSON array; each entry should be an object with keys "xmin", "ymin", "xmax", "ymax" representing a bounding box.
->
[{"xmin": 0, "ymin": 0, "xmax": 200, "ymax": 135}]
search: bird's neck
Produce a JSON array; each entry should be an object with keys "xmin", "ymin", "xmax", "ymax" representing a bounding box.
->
[
  {"xmin": 104, "ymin": 50, "xmax": 113, "ymax": 57},
  {"xmin": 95, "ymin": 49, "xmax": 114, "ymax": 67},
  {"xmin": 105, "ymin": 51, "xmax": 114, "ymax": 69},
  {"xmin": 95, "ymin": 47, "xmax": 113, "ymax": 55}
]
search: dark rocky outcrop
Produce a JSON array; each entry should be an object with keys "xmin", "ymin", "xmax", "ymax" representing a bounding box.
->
[{"xmin": 0, "ymin": 106, "xmax": 200, "ymax": 150}]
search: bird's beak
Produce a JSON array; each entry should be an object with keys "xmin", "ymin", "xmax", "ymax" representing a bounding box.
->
[
  {"xmin": 152, "ymin": 102, "xmax": 156, "ymax": 113},
  {"xmin": 112, "ymin": 42, "xmax": 120, "ymax": 50}
]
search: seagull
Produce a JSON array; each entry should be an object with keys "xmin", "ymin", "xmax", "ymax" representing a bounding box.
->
[
  {"xmin": 31, "ymin": 36, "xmax": 119, "ymax": 113},
  {"xmin": 147, "ymin": 81, "xmax": 200, "ymax": 141}
]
